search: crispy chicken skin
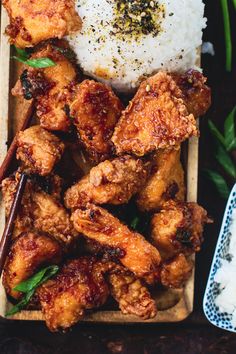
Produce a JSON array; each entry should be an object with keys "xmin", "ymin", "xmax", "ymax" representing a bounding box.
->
[
  {"xmin": 108, "ymin": 269, "xmax": 157, "ymax": 319},
  {"xmin": 160, "ymin": 254, "xmax": 193, "ymax": 289},
  {"xmin": 64, "ymin": 156, "xmax": 149, "ymax": 209},
  {"xmin": 1, "ymin": 173, "xmax": 77, "ymax": 244},
  {"xmin": 3, "ymin": 0, "xmax": 81, "ymax": 48},
  {"xmin": 37, "ymin": 257, "xmax": 110, "ymax": 331},
  {"xmin": 3, "ymin": 231, "xmax": 62, "ymax": 299},
  {"xmin": 136, "ymin": 148, "xmax": 185, "ymax": 212},
  {"xmin": 150, "ymin": 200, "xmax": 211, "ymax": 260},
  {"xmin": 173, "ymin": 69, "xmax": 211, "ymax": 118},
  {"xmin": 69, "ymin": 80, "xmax": 123, "ymax": 162},
  {"xmin": 12, "ymin": 44, "xmax": 77, "ymax": 132},
  {"xmin": 112, "ymin": 71, "xmax": 198, "ymax": 156},
  {"xmin": 71, "ymin": 204, "xmax": 161, "ymax": 284},
  {"xmin": 16, "ymin": 126, "xmax": 65, "ymax": 176}
]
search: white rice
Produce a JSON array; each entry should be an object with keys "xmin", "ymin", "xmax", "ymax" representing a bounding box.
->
[
  {"xmin": 214, "ymin": 209, "xmax": 236, "ymax": 326},
  {"xmin": 67, "ymin": 0, "xmax": 207, "ymax": 92}
]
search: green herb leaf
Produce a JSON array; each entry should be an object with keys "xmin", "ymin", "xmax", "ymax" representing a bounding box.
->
[
  {"xmin": 14, "ymin": 265, "xmax": 59, "ymax": 293},
  {"xmin": 5, "ymin": 289, "xmax": 35, "ymax": 317},
  {"xmin": 215, "ymin": 143, "xmax": 236, "ymax": 179},
  {"xmin": 52, "ymin": 45, "xmax": 76, "ymax": 61},
  {"xmin": 5, "ymin": 265, "xmax": 59, "ymax": 317},
  {"xmin": 221, "ymin": 0, "xmax": 232, "ymax": 71},
  {"xmin": 208, "ymin": 120, "xmax": 226, "ymax": 147},
  {"xmin": 12, "ymin": 56, "xmax": 56, "ymax": 68},
  {"xmin": 130, "ymin": 216, "xmax": 139, "ymax": 230},
  {"xmin": 232, "ymin": 0, "xmax": 236, "ymax": 11},
  {"xmin": 204, "ymin": 169, "xmax": 230, "ymax": 199},
  {"xmin": 224, "ymin": 106, "xmax": 236, "ymax": 151},
  {"xmin": 14, "ymin": 46, "xmax": 29, "ymax": 61}
]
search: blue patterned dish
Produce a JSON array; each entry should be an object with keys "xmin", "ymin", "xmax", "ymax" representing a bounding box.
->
[{"xmin": 203, "ymin": 183, "xmax": 236, "ymax": 332}]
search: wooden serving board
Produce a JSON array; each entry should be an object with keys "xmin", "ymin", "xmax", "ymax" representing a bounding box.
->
[{"xmin": 0, "ymin": 6, "xmax": 199, "ymax": 323}]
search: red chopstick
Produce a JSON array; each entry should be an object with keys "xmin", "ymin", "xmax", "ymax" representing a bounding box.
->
[
  {"xmin": 0, "ymin": 173, "xmax": 28, "ymax": 276},
  {"xmin": 0, "ymin": 101, "xmax": 35, "ymax": 184}
]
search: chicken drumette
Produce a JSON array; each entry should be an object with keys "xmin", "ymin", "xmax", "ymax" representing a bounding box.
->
[
  {"xmin": 1, "ymin": 173, "xmax": 78, "ymax": 244},
  {"xmin": 3, "ymin": 231, "xmax": 62, "ymax": 299},
  {"xmin": 3, "ymin": 0, "xmax": 81, "ymax": 48},
  {"xmin": 136, "ymin": 148, "xmax": 185, "ymax": 212},
  {"xmin": 12, "ymin": 44, "xmax": 78, "ymax": 132},
  {"xmin": 150, "ymin": 200, "xmax": 212, "ymax": 260},
  {"xmin": 16, "ymin": 125, "xmax": 65, "ymax": 176},
  {"xmin": 69, "ymin": 80, "xmax": 123, "ymax": 162},
  {"xmin": 64, "ymin": 155, "xmax": 150, "ymax": 209}
]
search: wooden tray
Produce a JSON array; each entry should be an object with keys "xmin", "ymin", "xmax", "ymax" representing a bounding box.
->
[{"xmin": 0, "ymin": 6, "xmax": 199, "ymax": 323}]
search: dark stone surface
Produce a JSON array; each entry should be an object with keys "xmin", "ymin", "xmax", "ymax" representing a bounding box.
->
[{"xmin": 1, "ymin": 1, "xmax": 236, "ymax": 353}]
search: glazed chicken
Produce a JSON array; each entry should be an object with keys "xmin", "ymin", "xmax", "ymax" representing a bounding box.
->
[
  {"xmin": 69, "ymin": 80, "xmax": 123, "ymax": 162},
  {"xmin": 72, "ymin": 204, "xmax": 161, "ymax": 284},
  {"xmin": 37, "ymin": 256, "xmax": 157, "ymax": 331},
  {"xmin": 173, "ymin": 69, "xmax": 211, "ymax": 118},
  {"xmin": 37, "ymin": 257, "xmax": 109, "ymax": 331},
  {"xmin": 64, "ymin": 156, "xmax": 150, "ymax": 209},
  {"xmin": 12, "ymin": 44, "xmax": 78, "ymax": 131},
  {"xmin": 108, "ymin": 268, "xmax": 157, "ymax": 319},
  {"xmin": 1, "ymin": 173, "xmax": 78, "ymax": 244},
  {"xmin": 3, "ymin": 231, "xmax": 62, "ymax": 299},
  {"xmin": 150, "ymin": 200, "xmax": 211, "ymax": 260},
  {"xmin": 160, "ymin": 253, "xmax": 193, "ymax": 289},
  {"xmin": 136, "ymin": 148, "xmax": 185, "ymax": 212},
  {"xmin": 3, "ymin": 0, "xmax": 81, "ymax": 48},
  {"xmin": 112, "ymin": 71, "xmax": 199, "ymax": 156},
  {"xmin": 16, "ymin": 126, "xmax": 65, "ymax": 176}
]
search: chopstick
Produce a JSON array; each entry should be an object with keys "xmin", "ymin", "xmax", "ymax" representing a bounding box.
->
[
  {"xmin": 0, "ymin": 101, "xmax": 35, "ymax": 184},
  {"xmin": 0, "ymin": 173, "xmax": 28, "ymax": 277}
]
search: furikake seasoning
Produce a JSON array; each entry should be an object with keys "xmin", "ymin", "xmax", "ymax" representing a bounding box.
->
[{"xmin": 110, "ymin": 0, "xmax": 165, "ymax": 40}]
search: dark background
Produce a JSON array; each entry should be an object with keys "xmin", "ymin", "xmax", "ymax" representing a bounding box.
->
[{"xmin": 1, "ymin": 1, "xmax": 236, "ymax": 353}]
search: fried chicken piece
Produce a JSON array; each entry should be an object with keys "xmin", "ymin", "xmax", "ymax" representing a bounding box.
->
[
  {"xmin": 173, "ymin": 69, "xmax": 211, "ymax": 117},
  {"xmin": 160, "ymin": 254, "xmax": 193, "ymax": 288},
  {"xmin": 3, "ymin": 0, "xmax": 81, "ymax": 48},
  {"xmin": 108, "ymin": 269, "xmax": 157, "ymax": 319},
  {"xmin": 150, "ymin": 200, "xmax": 211, "ymax": 260},
  {"xmin": 37, "ymin": 257, "xmax": 109, "ymax": 331},
  {"xmin": 1, "ymin": 173, "xmax": 77, "ymax": 244},
  {"xmin": 72, "ymin": 205, "xmax": 161, "ymax": 284},
  {"xmin": 64, "ymin": 156, "xmax": 149, "ymax": 209},
  {"xmin": 3, "ymin": 231, "xmax": 62, "ymax": 299},
  {"xmin": 112, "ymin": 71, "xmax": 198, "ymax": 156},
  {"xmin": 136, "ymin": 148, "xmax": 185, "ymax": 212},
  {"xmin": 69, "ymin": 80, "xmax": 123, "ymax": 162},
  {"xmin": 12, "ymin": 44, "xmax": 78, "ymax": 131},
  {"xmin": 16, "ymin": 126, "xmax": 65, "ymax": 176}
]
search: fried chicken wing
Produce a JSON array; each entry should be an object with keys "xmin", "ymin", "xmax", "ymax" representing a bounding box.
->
[
  {"xmin": 112, "ymin": 71, "xmax": 198, "ymax": 156},
  {"xmin": 173, "ymin": 69, "xmax": 211, "ymax": 117},
  {"xmin": 3, "ymin": 231, "xmax": 62, "ymax": 299},
  {"xmin": 37, "ymin": 257, "xmax": 109, "ymax": 331},
  {"xmin": 69, "ymin": 80, "xmax": 123, "ymax": 162},
  {"xmin": 16, "ymin": 126, "xmax": 65, "ymax": 176},
  {"xmin": 150, "ymin": 200, "xmax": 211, "ymax": 260},
  {"xmin": 108, "ymin": 269, "xmax": 157, "ymax": 319},
  {"xmin": 12, "ymin": 44, "xmax": 78, "ymax": 132},
  {"xmin": 3, "ymin": 0, "xmax": 81, "ymax": 48},
  {"xmin": 160, "ymin": 254, "xmax": 193, "ymax": 288},
  {"xmin": 64, "ymin": 156, "xmax": 149, "ymax": 209},
  {"xmin": 136, "ymin": 148, "xmax": 185, "ymax": 212},
  {"xmin": 1, "ymin": 173, "xmax": 78, "ymax": 244},
  {"xmin": 72, "ymin": 205, "xmax": 161, "ymax": 284}
]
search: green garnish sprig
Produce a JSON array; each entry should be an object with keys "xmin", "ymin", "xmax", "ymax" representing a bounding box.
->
[
  {"xmin": 12, "ymin": 46, "xmax": 55, "ymax": 68},
  {"xmin": 6, "ymin": 265, "xmax": 59, "ymax": 317},
  {"xmin": 205, "ymin": 106, "xmax": 236, "ymax": 199}
]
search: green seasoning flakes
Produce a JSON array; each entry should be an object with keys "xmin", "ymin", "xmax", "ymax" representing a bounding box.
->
[{"xmin": 111, "ymin": 0, "xmax": 165, "ymax": 40}]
